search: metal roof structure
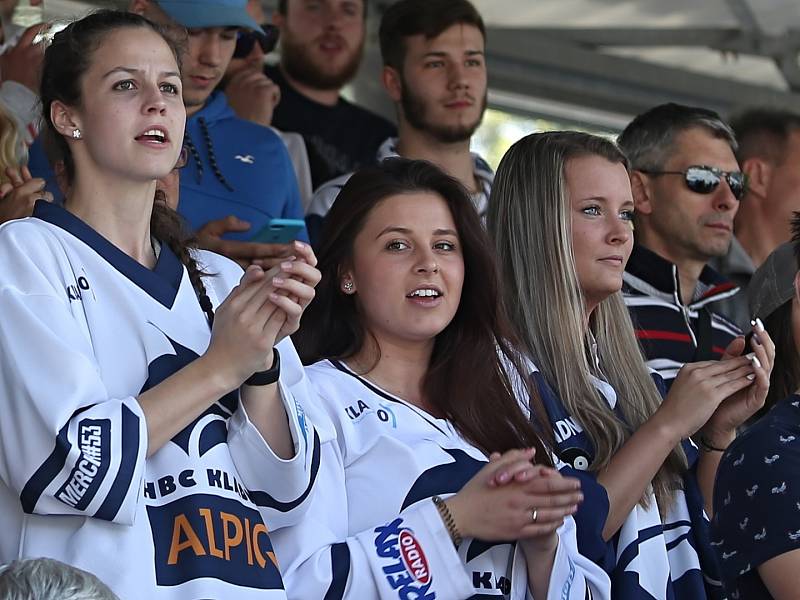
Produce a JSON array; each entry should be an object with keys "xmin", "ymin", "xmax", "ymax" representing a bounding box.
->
[
  {"xmin": 473, "ymin": 0, "xmax": 800, "ymax": 127},
  {"xmin": 43, "ymin": 0, "xmax": 800, "ymax": 129}
]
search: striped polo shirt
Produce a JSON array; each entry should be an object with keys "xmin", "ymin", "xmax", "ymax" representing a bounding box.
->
[{"xmin": 623, "ymin": 244, "xmax": 742, "ymax": 388}]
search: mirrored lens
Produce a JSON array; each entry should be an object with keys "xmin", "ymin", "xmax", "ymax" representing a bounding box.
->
[
  {"xmin": 727, "ymin": 172, "xmax": 746, "ymax": 200},
  {"xmin": 684, "ymin": 167, "xmax": 720, "ymax": 194}
]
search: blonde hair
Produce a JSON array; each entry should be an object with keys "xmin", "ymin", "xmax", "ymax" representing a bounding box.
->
[
  {"xmin": 0, "ymin": 102, "xmax": 26, "ymax": 185},
  {"xmin": 488, "ymin": 131, "xmax": 687, "ymax": 511}
]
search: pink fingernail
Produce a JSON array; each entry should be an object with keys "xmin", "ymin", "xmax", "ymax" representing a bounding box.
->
[
  {"xmin": 273, "ymin": 277, "xmax": 285, "ymax": 285},
  {"xmin": 281, "ymin": 261, "xmax": 293, "ymax": 270}
]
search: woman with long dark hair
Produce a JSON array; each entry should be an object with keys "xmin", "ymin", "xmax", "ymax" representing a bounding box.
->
[
  {"xmin": 0, "ymin": 11, "xmax": 320, "ymax": 599},
  {"xmin": 273, "ymin": 157, "xmax": 610, "ymax": 599}
]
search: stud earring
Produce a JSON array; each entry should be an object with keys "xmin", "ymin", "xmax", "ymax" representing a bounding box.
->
[
  {"xmin": 72, "ymin": 129, "xmax": 82, "ymax": 139},
  {"xmin": 342, "ymin": 280, "xmax": 354, "ymax": 294}
]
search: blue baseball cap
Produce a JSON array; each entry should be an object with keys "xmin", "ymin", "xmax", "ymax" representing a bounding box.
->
[{"xmin": 157, "ymin": 0, "xmax": 264, "ymax": 33}]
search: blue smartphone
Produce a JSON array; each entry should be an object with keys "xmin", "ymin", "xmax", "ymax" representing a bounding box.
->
[{"xmin": 251, "ymin": 218, "xmax": 307, "ymax": 244}]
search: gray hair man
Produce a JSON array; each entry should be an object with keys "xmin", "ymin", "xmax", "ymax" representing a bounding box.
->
[{"xmin": 618, "ymin": 102, "xmax": 743, "ymax": 388}]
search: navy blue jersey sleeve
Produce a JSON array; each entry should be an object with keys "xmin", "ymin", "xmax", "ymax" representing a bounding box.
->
[{"xmin": 558, "ymin": 465, "xmax": 614, "ymax": 572}]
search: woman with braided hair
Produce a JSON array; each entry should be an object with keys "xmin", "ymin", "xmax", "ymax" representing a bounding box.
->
[{"xmin": 0, "ymin": 11, "xmax": 320, "ymax": 599}]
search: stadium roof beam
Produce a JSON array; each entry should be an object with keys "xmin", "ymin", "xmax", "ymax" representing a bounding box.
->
[{"xmin": 484, "ymin": 30, "xmax": 800, "ymax": 119}]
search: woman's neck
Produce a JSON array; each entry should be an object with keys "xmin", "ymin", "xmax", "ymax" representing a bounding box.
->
[
  {"xmin": 66, "ymin": 172, "xmax": 158, "ymax": 268},
  {"xmin": 348, "ymin": 336, "xmax": 435, "ymax": 411}
]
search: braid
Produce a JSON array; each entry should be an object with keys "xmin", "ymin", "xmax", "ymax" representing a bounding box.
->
[
  {"xmin": 184, "ymin": 134, "xmax": 204, "ymax": 184},
  {"xmin": 151, "ymin": 192, "xmax": 215, "ymax": 325},
  {"xmin": 199, "ymin": 117, "xmax": 234, "ymax": 191}
]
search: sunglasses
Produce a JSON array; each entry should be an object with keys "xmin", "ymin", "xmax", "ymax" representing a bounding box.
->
[
  {"xmin": 233, "ymin": 23, "xmax": 279, "ymax": 59},
  {"xmin": 639, "ymin": 165, "xmax": 747, "ymax": 200}
]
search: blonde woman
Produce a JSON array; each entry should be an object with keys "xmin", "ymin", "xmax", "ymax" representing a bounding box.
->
[{"xmin": 488, "ymin": 131, "xmax": 774, "ymax": 599}]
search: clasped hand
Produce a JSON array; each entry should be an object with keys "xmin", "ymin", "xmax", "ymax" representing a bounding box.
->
[
  {"xmin": 205, "ymin": 241, "xmax": 320, "ymax": 387},
  {"xmin": 446, "ymin": 448, "xmax": 582, "ymax": 557}
]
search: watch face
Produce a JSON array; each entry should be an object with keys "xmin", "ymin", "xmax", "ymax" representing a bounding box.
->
[{"xmin": 561, "ymin": 447, "xmax": 591, "ymax": 471}]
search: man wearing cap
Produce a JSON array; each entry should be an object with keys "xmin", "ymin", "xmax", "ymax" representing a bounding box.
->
[
  {"xmin": 218, "ymin": 0, "xmax": 313, "ymax": 208},
  {"xmin": 132, "ymin": 0, "xmax": 309, "ymax": 265},
  {"xmin": 618, "ymin": 103, "xmax": 744, "ymax": 389}
]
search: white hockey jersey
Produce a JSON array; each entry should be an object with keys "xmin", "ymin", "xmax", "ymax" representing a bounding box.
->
[
  {"xmin": 271, "ymin": 359, "xmax": 610, "ymax": 600},
  {"xmin": 0, "ymin": 202, "xmax": 319, "ymax": 599}
]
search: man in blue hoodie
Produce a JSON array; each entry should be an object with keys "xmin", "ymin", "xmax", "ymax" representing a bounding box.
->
[{"xmin": 27, "ymin": 0, "xmax": 307, "ymax": 266}]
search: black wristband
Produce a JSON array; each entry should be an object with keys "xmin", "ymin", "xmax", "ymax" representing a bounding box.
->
[
  {"xmin": 244, "ymin": 349, "xmax": 281, "ymax": 386},
  {"xmin": 698, "ymin": 434, "xmax": 727, "ymax": 453}
]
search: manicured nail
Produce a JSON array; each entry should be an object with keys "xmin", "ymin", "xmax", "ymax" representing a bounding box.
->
[
  {"xmin": 746, "ymin": 374, "xmax": 756, "ymax": 380},
  {"xmin": 273, "ymin": 277, "xmax": 285, "ymax": 285},
  {"xmin": 294, "ymin": 241, "xmax": 306, "ymax": 250},
  {"xmin": 746, "ymin": 352, "xmax": 762, "ymax": 369},
  {"xmin": 281, "ymin": 261, "xmax": 293, "ymax": 271},
  {"xmin": 757, "ymin": 318, "xmax": 765, "ymax": 331},
  {"xmin": 497, "ymin": 472, "xmax": 509, "ymax": 483}
]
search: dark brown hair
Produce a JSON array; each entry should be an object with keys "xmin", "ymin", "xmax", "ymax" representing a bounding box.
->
[
  {"xmin": 757, "ymin": 210, "xmax": 800, "ymax": 415},
  {"xmin": 39, "ymin": 10, "xmax": 212, "ymax": 317},
  {"xmin": 294, "ymin": 157, "xmax": 553, "ymax": 457},
  {"xmin": 758, "ymin": 300, "xmax": 800, "ymax": 415},
  {"xmin": 379, "ymin": 0, "xmax": 485, "ymax": 71}
]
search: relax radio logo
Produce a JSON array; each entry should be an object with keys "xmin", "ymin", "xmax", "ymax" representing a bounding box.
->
[{"xmin": 374, "ymin": 518, "xmax": 435, "ymax": 599}]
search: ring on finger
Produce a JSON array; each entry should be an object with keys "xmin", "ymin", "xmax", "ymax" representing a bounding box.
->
[{"xmin": 530, "ymin": 508, "xmax": 538, "ymax": 523}]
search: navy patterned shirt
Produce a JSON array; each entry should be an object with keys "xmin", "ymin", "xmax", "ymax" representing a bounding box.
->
[{"xmin": 712, "ymin": 394, "xmax": 800, "ymax": 598}]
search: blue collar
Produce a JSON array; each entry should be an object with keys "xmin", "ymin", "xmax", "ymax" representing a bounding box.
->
[{"xmin": 32, "ymin": 201, "xmax": 184, "ymax": 308}]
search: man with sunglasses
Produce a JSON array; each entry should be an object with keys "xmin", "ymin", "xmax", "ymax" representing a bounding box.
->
[
  {"xmin": 618, "ymin": 102, "xmax": 744, "ymax": 390},
  {"xmin": 219, "ymin": 0, "xmax": 313, "ymax": 207},
  {"xmin": 131, "ymin": 0, "xmax": 308, "ymax": 266},
  {"xmin": 222, "ymin": 0, "xmax": 282, "ymax": 129},
  {"xmin": 710, "ymin": 108, "xmax": 800, "ymax": 330}
]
